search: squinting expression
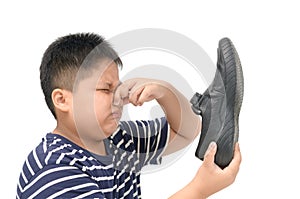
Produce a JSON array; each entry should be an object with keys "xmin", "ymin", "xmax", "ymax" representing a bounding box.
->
[
  {"xmin": 72, "ymin": 59, "xmax": 122, "ymax": 141},
  {"xmin": 94, "ymin": 61, "xmax": 122, "ymax": 135}
]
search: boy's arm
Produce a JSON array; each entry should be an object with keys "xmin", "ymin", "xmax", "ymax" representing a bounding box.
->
[
  {"xmin": 153, "ymin": 80, "xmax": 201, "ymax": 154},
  {"xmin": 114, "ymin": 78, "xmax": 201, "ymax": 154},
  {"xmin": 169, "ymin": 142, "xmax": 242, "ymax": 199}
]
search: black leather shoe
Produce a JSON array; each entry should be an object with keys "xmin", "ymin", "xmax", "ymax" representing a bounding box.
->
[{"xmin": 190, "ymin": 37, "xmax": 244, "ymax": 169}]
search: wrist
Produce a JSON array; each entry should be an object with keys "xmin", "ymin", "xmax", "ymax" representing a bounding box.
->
[
  {"xmin": 153, "ymin": 80, "xmax": 173, "ymax": 100},
  {"xmin": 190, "ymin": 178, "xmax": 208, "ymax": 199}
]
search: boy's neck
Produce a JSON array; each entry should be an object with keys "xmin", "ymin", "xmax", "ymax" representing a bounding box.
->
[{"xmin": 53, "ymin": 125, "xmax": 107, "ymax": 156}]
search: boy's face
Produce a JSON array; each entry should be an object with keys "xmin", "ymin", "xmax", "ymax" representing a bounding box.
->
[{"xmin": 72, "ymin": 59, "xmax": 121, "ymax": 142}]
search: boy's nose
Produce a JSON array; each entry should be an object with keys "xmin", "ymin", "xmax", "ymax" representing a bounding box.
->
[
  {"xmin": 112, "ymin": 95, "xmax": 123, "ymax": 107},
  {"xmin": 112, "ymin": 82, "xmax": 129, "ymax": 107}
]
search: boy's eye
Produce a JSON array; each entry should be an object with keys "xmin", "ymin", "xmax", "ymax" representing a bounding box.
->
[{"xmin": 96, "ymin": 89, "xmax": 111, "ymax": 93}]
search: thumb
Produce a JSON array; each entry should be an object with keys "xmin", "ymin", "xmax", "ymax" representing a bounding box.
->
[
  {"xmin": 113, "ymin": 83, "xmax": 128, "ymax": 106},
  {"xmin": 203, "ymin": 142, "xmax": 217, "ymax": 166}
]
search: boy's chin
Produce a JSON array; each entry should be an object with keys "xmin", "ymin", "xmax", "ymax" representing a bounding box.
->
[{"xmin": 102, "ymin": 124, "xmax": 119, "ymax": 137}]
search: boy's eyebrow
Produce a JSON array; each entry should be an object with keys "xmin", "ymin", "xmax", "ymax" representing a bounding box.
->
[{"xmin": 99, "ymin": 81, "xmax": 122, "ymax": 88}]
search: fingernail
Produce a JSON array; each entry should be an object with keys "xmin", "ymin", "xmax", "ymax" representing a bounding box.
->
[
  {"xmin": 114, "ymin": 99, "xmax": 120, "ymax": 106},
  {"xmin": 204, "ymin": 142, "xmax": 216, "ymax": 157},
  {"xmin": 208, "ymin": 142, "xmax": 216, "ymax": 151},
  {"xmin": 236, "ymin": 142, "xmax": 240, "ymax": 150}
]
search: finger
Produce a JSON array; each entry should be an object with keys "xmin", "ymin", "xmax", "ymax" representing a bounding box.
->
[
  {"xmin": 225, "ymin": 143, "xmax": 242, "ymax": 174},
  {"xmin": 113, "ymin": 83, "xmax": 129, "ymax": 106},
  {"xmin": 114, "ymin": 79, "xmax": 140, "ymax": 106},
  {"xmin": 203, "ymin": 142, "xmax": 217, "ymax": 166},
  {"xmin": 137, "ymin": 86, "xmax": 154, "ymax": 105},
  {"xmin": 129, "ymin": 86, "xmax": 145, "ymax": 106},
  {"xmin": 232, "ymin": 143, "xmax": 242, "ymax": 166}
]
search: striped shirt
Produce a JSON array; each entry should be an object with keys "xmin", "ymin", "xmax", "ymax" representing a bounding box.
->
[{"xmin": 17, "ymin": 118, "xmax": 169, "ymax": 199}]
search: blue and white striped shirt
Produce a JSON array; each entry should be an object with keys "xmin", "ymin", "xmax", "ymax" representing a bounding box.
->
[{"xmin": 17, "ymin": 118, "xmax": 169, "ymax": 199}]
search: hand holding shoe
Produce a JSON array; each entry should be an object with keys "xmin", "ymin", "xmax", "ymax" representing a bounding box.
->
[
  {"xmin": 193, "ymin": 142, "xmax": 242, "ymax": 198},
  {"xmin": 169, "ymin": 142, "xmax": 242, "ymax": 199}
]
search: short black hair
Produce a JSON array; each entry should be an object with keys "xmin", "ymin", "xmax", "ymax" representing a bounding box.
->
[{"xmin": 40, "ymin": 33, "xmax": 122, "ymax": 119}]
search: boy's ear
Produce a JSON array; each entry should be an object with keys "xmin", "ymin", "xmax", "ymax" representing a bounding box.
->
[{"xmin": 52, "ymin": 88, "xmax": 72, "ymax": 113}]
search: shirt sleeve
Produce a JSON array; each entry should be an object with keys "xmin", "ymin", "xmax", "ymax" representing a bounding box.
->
[
  {"xmin": 119, "ymin": 117, "xmax": 170, "ymax": 167},
  {"xmin": 17, "ymin": 164, "xmax": 105, "ymax": 199}
]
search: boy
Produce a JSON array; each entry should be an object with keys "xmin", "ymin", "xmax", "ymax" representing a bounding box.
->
[{"xmin": 17, "ymin": 33, "xmax": 241, "ymax": 198}]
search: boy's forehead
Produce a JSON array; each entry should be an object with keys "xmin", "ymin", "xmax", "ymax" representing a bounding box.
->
[
  {"xmin": 92, "ymin": 59, "xmax": 119, "ymax": 84},
  {"xmin": 99, "ymin": 64, "xmax": 119, "ymax": 80},
  {"xmin": 77, "ymin": 59, "xmax": 119, "ymax": 85}
]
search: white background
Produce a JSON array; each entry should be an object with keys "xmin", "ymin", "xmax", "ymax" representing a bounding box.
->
[{"xmin": 1, "ymin": 0, "xmax": 299, "ymax": 198}]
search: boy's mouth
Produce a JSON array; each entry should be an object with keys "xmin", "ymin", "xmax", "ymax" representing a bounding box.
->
[{"xmin": 111, "ymin": 111, "xmax": 122, "ymax": 120}]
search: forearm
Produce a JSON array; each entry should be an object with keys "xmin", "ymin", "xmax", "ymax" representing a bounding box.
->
[
  {"xmin": 116, "ymin": 78, "xmax": 200, "ymax": 145},
  {"xmin": 168, "ymin": 180, "xmax": 206, "ymax": 199},
  {"xmin": 156, "ymin": 81, "xmax": 201, "ymax": 140}
]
